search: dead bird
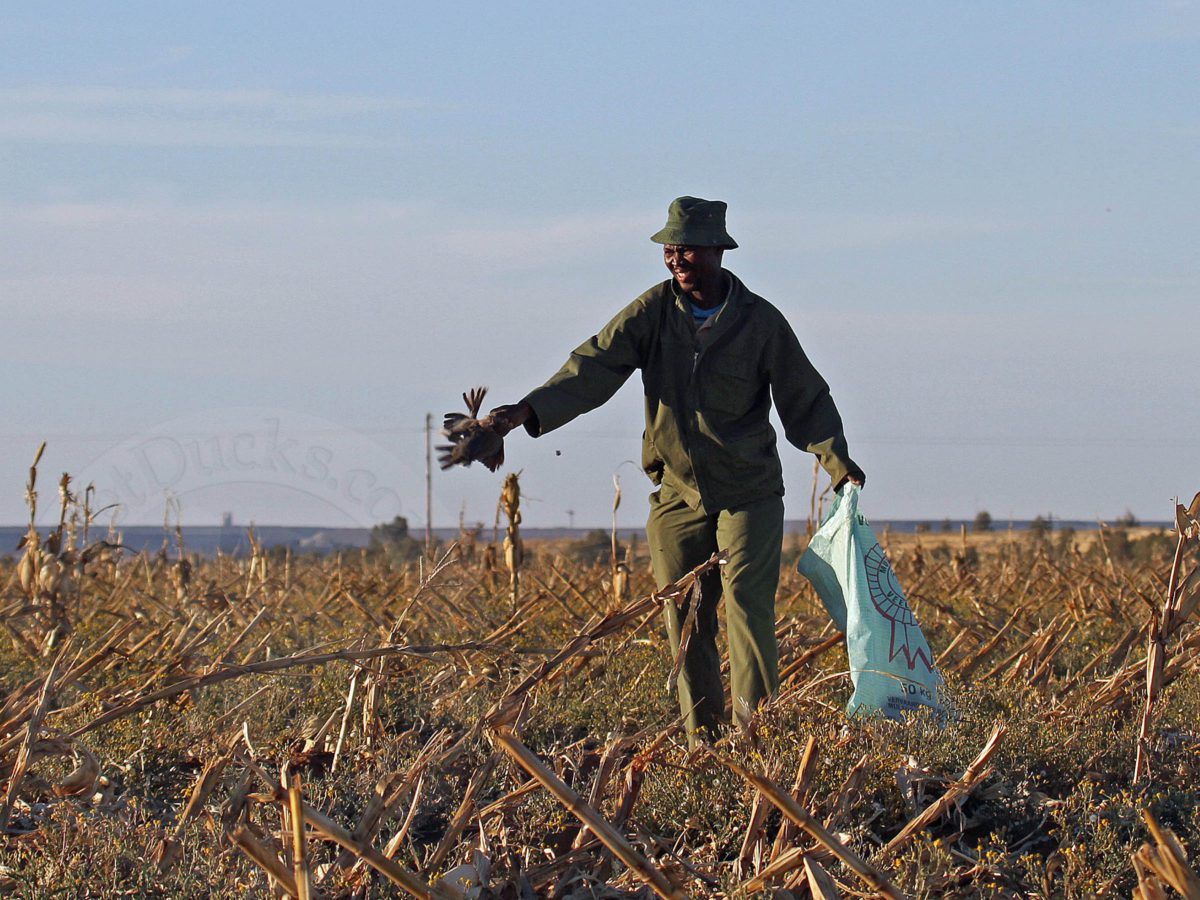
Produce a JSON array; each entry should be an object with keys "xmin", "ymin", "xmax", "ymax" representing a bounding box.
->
[{"xmin": 438, "ymin": 386, "xmax": 505, "ymax": 472}]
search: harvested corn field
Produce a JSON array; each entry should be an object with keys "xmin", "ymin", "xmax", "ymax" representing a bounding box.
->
[{"xmin": 1, "ymin": 464, "xmax": 1199, "ymax": 897}]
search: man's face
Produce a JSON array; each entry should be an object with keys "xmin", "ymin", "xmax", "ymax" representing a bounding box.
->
[{"xmin": 663, "ymin": 245, "xmax": 723, "ymax": 295}]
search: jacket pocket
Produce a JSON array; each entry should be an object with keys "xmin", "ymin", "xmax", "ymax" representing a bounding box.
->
[{"xmin": 703, "ymin": 356, "xmax": 762, "ymax": 420}]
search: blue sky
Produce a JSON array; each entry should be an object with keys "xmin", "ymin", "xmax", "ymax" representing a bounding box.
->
[{"xmin": 1, "ymin": 2, "xmax": 1197, "ymax": 529}]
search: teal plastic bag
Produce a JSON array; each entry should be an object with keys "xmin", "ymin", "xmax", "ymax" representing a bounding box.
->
[{"xmin": 797, "ymin": 484, "xmax": 945, "ymax": 720}]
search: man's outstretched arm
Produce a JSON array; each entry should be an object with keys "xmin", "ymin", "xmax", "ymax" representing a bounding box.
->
[{"xmin": 489, "ymin": 294, "xmax": 654, "ymax": 439}]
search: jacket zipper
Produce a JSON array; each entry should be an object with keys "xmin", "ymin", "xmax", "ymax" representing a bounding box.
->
[{"xmin": 688, "ymin": 344, "xmax": 706, "ymax": 507}]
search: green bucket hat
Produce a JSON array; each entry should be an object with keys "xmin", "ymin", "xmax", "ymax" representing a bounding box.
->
[{"xmin": 650, "ymin": 196, "xmax": 738, "ymax": 249}]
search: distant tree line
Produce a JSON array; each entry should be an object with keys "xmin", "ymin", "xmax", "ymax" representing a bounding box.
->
[{"xmin": 368, "ymin": 515, "xmax": 423, "ymax": 561}]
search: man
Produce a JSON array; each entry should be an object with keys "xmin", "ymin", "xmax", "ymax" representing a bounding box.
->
[{"xmin": 490, "ymin": 196, "xmax": 864, "ymax": 744}]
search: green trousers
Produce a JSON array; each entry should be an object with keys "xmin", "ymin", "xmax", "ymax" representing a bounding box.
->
[{"xmin": 646, "ymin": 483, "xmax": 784, "ymax": 744}]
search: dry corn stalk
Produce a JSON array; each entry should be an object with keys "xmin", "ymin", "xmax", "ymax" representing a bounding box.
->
[
  {"xmin": 878, "ymin": 720, "xmax": 1006, "ymax": 862},
  {"xmin": 778, "ymin": 632, "xmax": 844, "ymax": 685},
  {"xmin": 1134, "ymin": 492, "xmax": 1200, "ymax": 782},
  {"xmin": 1, "ymin": 647, "xmax": 67, "ymax": 830},
  {"xmin": 485, "ymin": 552, "xmax": 725, "ymax": 729},
  {"xmin": 49, "ymin": 736, "xmax": 100, "ymax": 798},
  {"xmin": 769, "ymin": 734, "xmax": 820, "ymax": 863},
  {"xmin": 425, "ymin": 753, "xmax": 499, "ymax": 873},
  {"xmin": 1133, "ymin": 809, "xmax": 1200, "ymax": 898},
  {"xmin": 610, "ymin": 473, "xmax": 622, "ymax": 606},
  {"xmin": 1132, "ymin": 856, "xmax": 1170, "ymax": 900},
  {"xmin": 666, "ymin": 578, "xmax": 704, "ymax": 692},
  {"xmin": 228, "ymin": 824, "xmax": 299, "ymax": 897},
  {"xmin": 735, "ymin": 762, "xmax": 774, "ymax": 879},
  {"xmin": 741, "ymin": 846, "xmax": 843, "ymax": 894},
  {"xmin": 240, "ymin": 760, "xmax": 455, "ymax": 899},
  {"xmin": 340, "ymin": 732, "xmax": 447, "ymax": 876},
  {"xmin": 378, "ymin": 771, "xmax": 427, "ymax": 866},
  {"xmin": 64, "ymin": 640, "xmax": 508, "ymax": 744},
  {"xmin": 330, "ymin": 664, "xmax": 360, "ymax": 774},
  {"xmin": 287, "ymin": 772, "xmax": 312, "ymax": 900},
  {"xmin": 805, "ymin": 856, "xmax": 843, "ymax": 899},
  {"xmin": 157, "ymin": 745, "xmax": 236, "ymax": 871},
  {"xmin": 16, "ymin": 446, "xmax": 83, "ymax": 650},
  {"xmin": 300, "ymin": 790, "xmax": 459, "ymax": 898},
  {"xmin": 16, "ymin": 445, "xmax": 45, "ymax": 603},
  {"xmin": 490, "ymin": 727, "xmax": 686, "ymax": 900},
  {"xmin": 500, "ymin": 473, "xmax": 523, "ymax": 612},
  {"xmin": 706, "ymin": 748, "xmax": 905, "ymax": 900}
]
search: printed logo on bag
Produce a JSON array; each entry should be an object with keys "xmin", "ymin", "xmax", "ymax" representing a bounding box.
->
[{"xmin": 864, "ymin": 545, "xmax": 934, "ymax": 672}]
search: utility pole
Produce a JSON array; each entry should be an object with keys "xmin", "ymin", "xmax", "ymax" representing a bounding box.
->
[{"xmin": 424, "ymin": 412, "xmax": 433, "ymax": 557}]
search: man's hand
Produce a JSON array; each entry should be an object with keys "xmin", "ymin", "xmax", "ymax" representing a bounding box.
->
[
  {"xmin": 835, "ymin": 472, "xmax": 866, "ymax": 490},
  {"xmin": 439, "ymin": 387, "xmax": 507, "ymax": 472},
  {"xmin": 487, "ymin": 401, "xmax": 533, "ymax": 437}
]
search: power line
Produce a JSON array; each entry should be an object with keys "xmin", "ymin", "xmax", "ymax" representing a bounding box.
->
[{"xmin": 0, "ymin": 427, "xmax": 429, "ymax": 442}]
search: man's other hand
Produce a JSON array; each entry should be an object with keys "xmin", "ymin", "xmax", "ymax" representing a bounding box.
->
[
  {"xmin": 487, "ymin": 401, "xmax": 533, "ymax": 437},
  {"xmin": 835, "ymin": 472, "xmax": 866, "ymax": 490}
]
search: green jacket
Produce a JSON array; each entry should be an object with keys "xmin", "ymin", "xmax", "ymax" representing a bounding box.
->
[{"xmin": 523, "ymin": 272, "xmax": 863, "ymax": 512}]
